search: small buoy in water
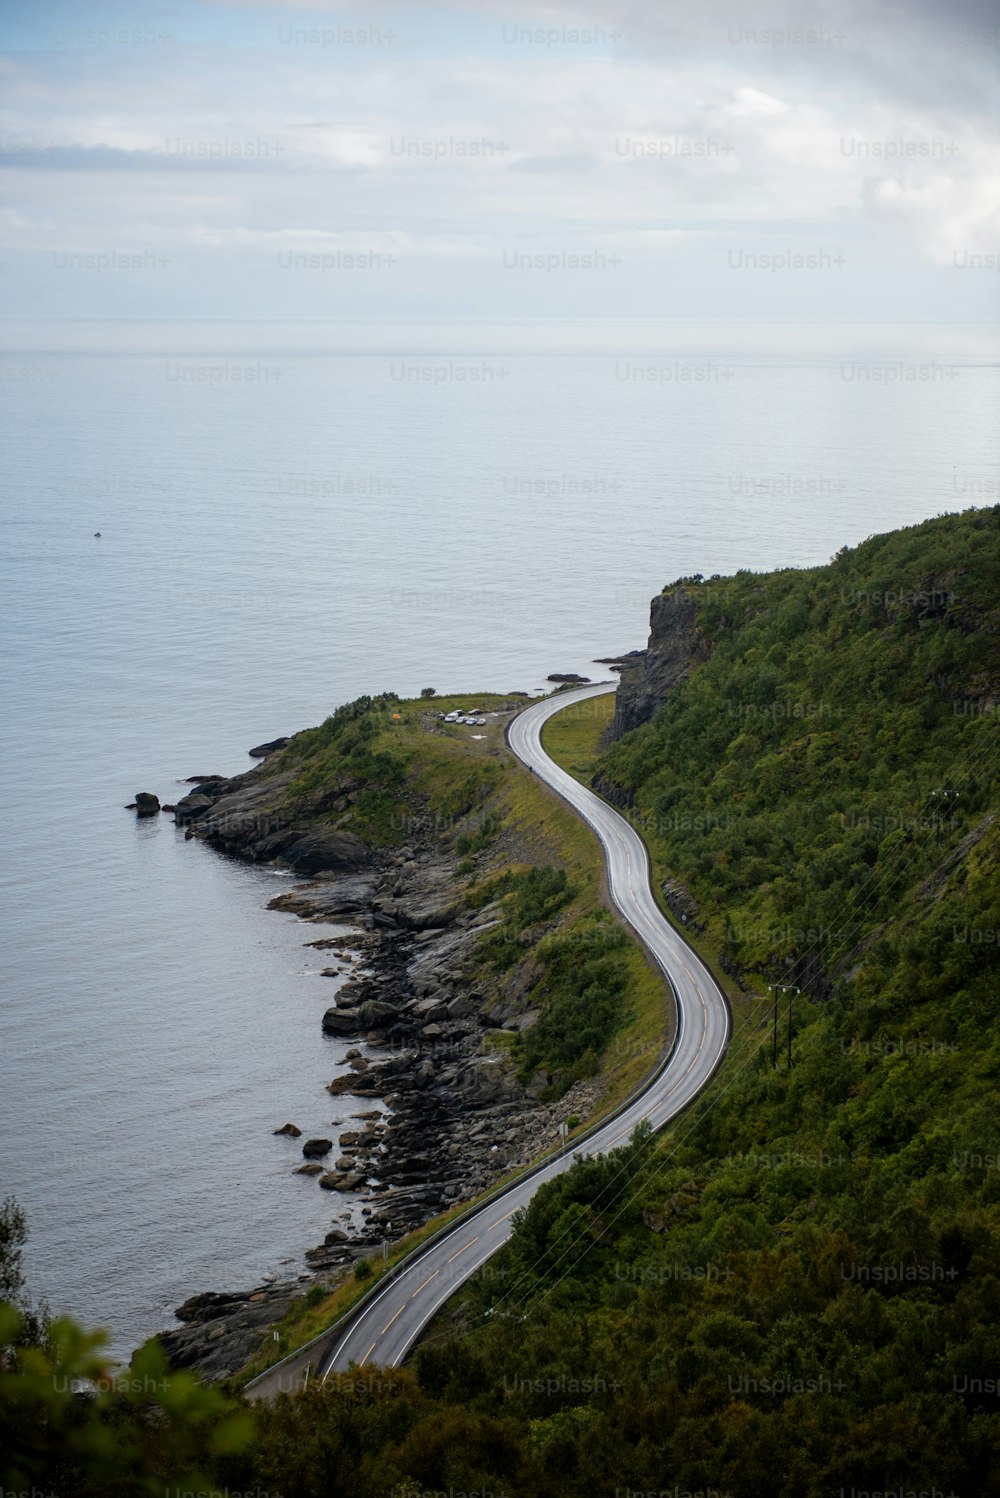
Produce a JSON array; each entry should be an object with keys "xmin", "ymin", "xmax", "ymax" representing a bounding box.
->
[{"xmin": 94, "ymin": 532, "xmax": 101, "ymax": 538}]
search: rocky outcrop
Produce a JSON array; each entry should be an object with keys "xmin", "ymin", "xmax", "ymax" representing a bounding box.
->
[
  {"xmin": 174, "ymin": 792, "xmax": 215, "ymax": 823},
  {"xmin": 612, "ymin": 587, "xmax": 711, "ymax": 738},
  {"xmin": 282, "ymin": 830, "xmax": 369, "ymax": 876},
  {"xmin": 134, "ymin": 792, "xmax": 160, "ymax": 818},
  {"xmin": 661, "ymin": 877, "xmax": 703, "ymax": 933},
  {"xmin": 155, "ymin": 1283, "xmax": 299, "ymax": 1384},
  {"xmin": 249, "ymin": 736, "xmax": 291, "ymax": 759},
  {"xmin": 590, "ymin": 773, "xmax": 634, "ymax": 811},
  {"xmin": 547, "ymin": 672, "xmax": 590, "ymax": 683},
  {"xmin": 168, "ymin": 760, "xmax": 372, "ymax": 878}
]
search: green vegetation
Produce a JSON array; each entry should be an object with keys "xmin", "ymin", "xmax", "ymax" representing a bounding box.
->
[
  {"xmin": 9, "ymin": 511, "xmax": 997, "ymax": 1494},
  {"xmin": 1, "ymin": 1298, "xmax": 252, "ymax": 1498},
  {"xmin": 259, "ymin": 682, "xmax": 670, "ymax": 1103},
  {"xmin": 516, "ymin": 911, "xmax": 631, "ymax": 1091},
  {"xmin": 599, "ymin": 506, "xmax": 1000, "ymax": 994},
  {"xmin": 274, "ymin": 691, "xmax": 511, "ymax": 846},
  {"xmin": 540, "ymin": 688, "xmax": 615, "ymax": 784}
]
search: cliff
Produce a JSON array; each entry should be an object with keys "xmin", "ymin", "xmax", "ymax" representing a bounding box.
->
[{"xmin": 612, "ymin": 585, "xmax": 711, "ymax": 737}]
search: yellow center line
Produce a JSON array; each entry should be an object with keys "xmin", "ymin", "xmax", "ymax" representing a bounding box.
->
[
  {"xmin": 487, "ymin": 1208, "xmax": 519, "ymax": 1229},
  {"xmin": 411, "ymin": 1270, "xmax": 439, "ymax": 1297},
  {"xmin": 358, "ymin": 1341, "xmax": 377, "ymax": 1369},
  {"xmin": 447, "ymin": 1235, "xmax": 480, "ymax": 1264},
  {"xmin": 381, "ymin": 1306, "xmax": 404, "ymax": 1335}
]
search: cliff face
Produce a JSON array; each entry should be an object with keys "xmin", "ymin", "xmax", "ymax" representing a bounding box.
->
[{"xmin": 612, "ymin": 586, "xmax": 711, "ymax": 738}]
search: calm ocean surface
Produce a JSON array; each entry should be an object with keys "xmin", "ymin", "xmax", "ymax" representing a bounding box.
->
[{"xmin": 1, "ymin": 345, "xmax": 996, "ymax": 1359}]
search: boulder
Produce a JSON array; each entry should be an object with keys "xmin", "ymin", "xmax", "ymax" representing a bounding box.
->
[
  {"xmin": 327, "ymin": 1075, "xmax": 365, "ymax": 1097},
  {"xmin": 294, "ymin": 1163, "xmax": 325, "ymax": 1176},
  {"xmin": 334, "ymin": 1172, "xmax": 365, "ymax": 1191},
  {"xmin": 322, "ymin": 1000, "xmax": 395, "ymax": 1036},
  {"xmin": 273, "ymin": 1123, "xmax": 302, "ymax": 1137},
  {"xmin": 248, "ymin": 736, "xmax": 290, "ymax": 759},
  {"xmin": 301, "ymin": 1138, "xmax": 333, "ymax": 1158},
  {"xmin": 174, "ymin": 792, "xmax": 214, "ymax": 823},
  {"xmin": 547, "ymin": 673, "xmax": 590, "ymax": 683},
  {"xmin": 134, "ymin": 792, "xmax": 160, "ymax": 818},
  {"xmin": 174, "ymin": 1291, "xmax": 249, "ymax": 1323},
  {"xmin": 414, "ymin": 997, "xmax": 449, "ymax": 1022},
  {"xmin": 282, "ymin": 829, "xmax": 369, "ymax": 876}
]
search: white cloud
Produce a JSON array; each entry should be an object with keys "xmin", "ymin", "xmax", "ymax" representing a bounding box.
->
[{"xmin": 0, "ymin": 0, "xmax": 997, "ymax": 324}]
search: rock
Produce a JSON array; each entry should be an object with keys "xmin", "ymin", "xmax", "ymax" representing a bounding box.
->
[
  {"xmin": 175, "ymin": 1290, "xmax": 250, "ymax": 1323},
  {"xmin": 302, "ymin": 1138, "xmax": 333, "ymax": 1158},
  {"xmin": 174, "ymin": 792, "xmax": 214, "ymax": 823},
  {"xmin": 404, "ymin": 902, "xmax": 458, "ymax": 931},
  {"xmin": 161, "ymin": 804, "xmax": 176, "ymax": 813},
  {"xmin": 413, "ymin": 997, "xmax": 449, "ymax": 1022},
  {"xmin": 282, "ymin": 830, "xmax": 370, "ymax": 876},
  {"xmin": 547, "ymin": 672, "xmax": 590, "ymax": 683},
  {"xmin": 661, "ymin": 877, "xmax": 703, "ymax": 933},
  {"xmin": 134, "ymin": 792, "xmax": 160, "ymax": 818},
  {"xmin": 613, "ymin": 586, "xmax": 712, "ymax": 737},
  {"xmin": 526, "ymin": 1067, "xmax": 552, "ymax": 1099},
  {"xmin": 185, "ymin": 774, "xmax": 224, "ymax": 783},
  {"xmin": 326, "ymin": 1074, "xmax": 372, "ymax": 1097},
  {"xmin": 294, "ymin": 1162, "xmax": 325, "ymax": 1176},
  {"xmin": 248, "ymin": 736, "xmax": 291, "ymax": 759},
  {"xmin": 322, "ymin": 1000, "xmax": 396, "ymax": 1036},
  {"xmin": 273, "ymin": 1123, "xmax": 302, "ymax": 1137},
  {"xmin": 317, "ymin": 1170, "xmax": 363, "ymax": 1191}
]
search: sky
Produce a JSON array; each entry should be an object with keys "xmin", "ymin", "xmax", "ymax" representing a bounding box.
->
[{"xmin": 0, "ymin": 0, "xmax": 998, "ymax": 348}]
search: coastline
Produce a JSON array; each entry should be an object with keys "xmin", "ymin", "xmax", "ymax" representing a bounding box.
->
[{"xmin": 147, "ymin": 708, "xmax": 612, "ymax": 1382}]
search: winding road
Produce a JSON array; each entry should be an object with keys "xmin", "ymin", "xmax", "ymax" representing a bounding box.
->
[{"xmin": 246, "ymin": 682, "xmax": 730, "ymax": 1397}]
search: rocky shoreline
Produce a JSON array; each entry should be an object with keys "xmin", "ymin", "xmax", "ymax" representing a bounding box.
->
[{"xmin": 150, "ymin": 732, "xmax": 605, "ymax": 1383}]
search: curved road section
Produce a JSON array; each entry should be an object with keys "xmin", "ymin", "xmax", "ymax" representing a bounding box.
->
[{"xmin": 295, "ymin": 682, "xmax": 732, "ymax": 1381}]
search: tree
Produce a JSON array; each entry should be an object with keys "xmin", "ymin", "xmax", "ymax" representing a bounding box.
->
[
  {"xmin": 0, "ymin": 1196, "xmax": 49, "ymax": 1350},
  {"xmin": 420, "ymin": 687, "xmax": 437, "ymax": 698}
]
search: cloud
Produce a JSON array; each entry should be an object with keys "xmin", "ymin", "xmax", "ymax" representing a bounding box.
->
[
  {"xmin": 510, "ymin": 151, "xmax": 598, "ymax": 173},
  {"xmin": 0, "ymin": 0, "xmax": 997, "ymax": 325}
]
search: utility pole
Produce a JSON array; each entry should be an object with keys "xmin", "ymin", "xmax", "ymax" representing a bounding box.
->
[
  {"xmin": 931, "ymin": 788, "xmax": 960, "ymax": 845},
  {"xmin": 769, "ymin": 984, "xmax": 800, "ymax": 1067}
]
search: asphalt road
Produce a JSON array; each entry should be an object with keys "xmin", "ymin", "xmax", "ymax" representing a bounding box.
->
[{"xmin": 310, "ymin": 682, "xmax": 731, "ymax": 1379}]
